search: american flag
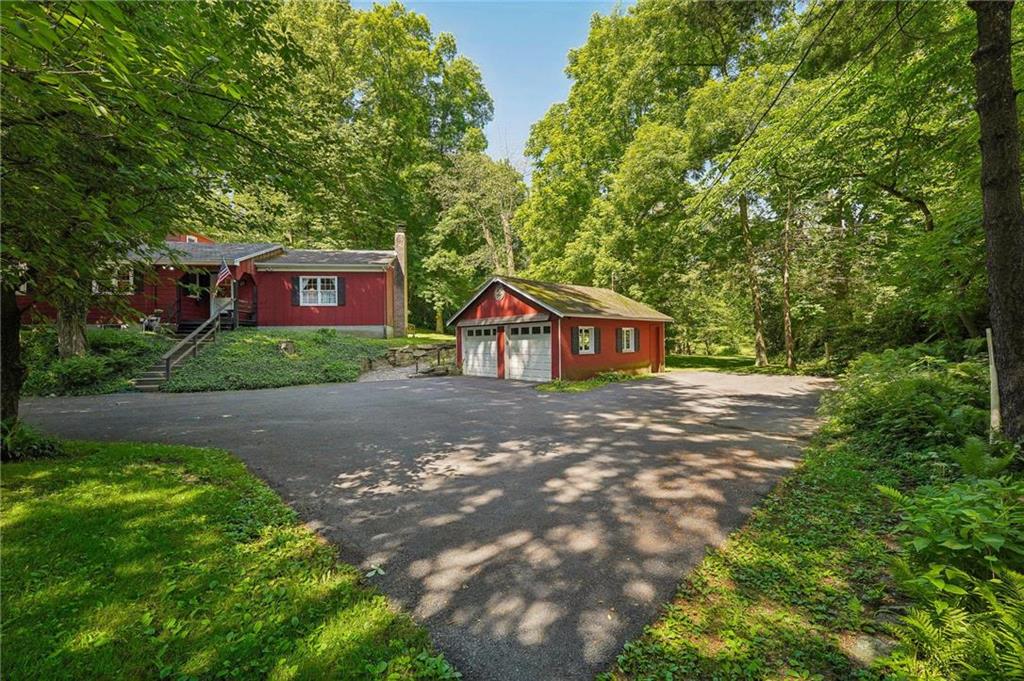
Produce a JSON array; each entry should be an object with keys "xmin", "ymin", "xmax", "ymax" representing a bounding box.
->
[{"xmin": 215, "ymin": 257, "xmax": 232, "ymax": 287}]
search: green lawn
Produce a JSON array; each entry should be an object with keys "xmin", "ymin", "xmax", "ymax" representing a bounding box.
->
[
  {"xmin": 0, "ymin": 441, "xmax": 458, "ymax": 680},
  {"xmin": 666, "ymin": 354, "xmax": 757, "ymax": 371},
  {"xmin": 163, "ymin": 329, "xmax": 453, "ymax": 392},
  {"xmin": 667, "ymin": 354, "xmax": 836, "ymax": 377},
  {"xmin": 536, "ymin": 371, "xmax": 649, "ymax": 393},
  {"xmin": 22, "ymin": 326, "xmax": 173, "ymax": 396}
]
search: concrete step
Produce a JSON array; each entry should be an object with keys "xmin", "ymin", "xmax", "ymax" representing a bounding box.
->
[{"xmin": 134, "ymin": 384, "xmax": 162, "ymax": 393}]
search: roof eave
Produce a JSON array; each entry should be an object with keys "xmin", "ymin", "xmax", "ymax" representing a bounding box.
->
[{"xmin": 256, "ymin": 263, "xmax": 391, "ymax": 272}]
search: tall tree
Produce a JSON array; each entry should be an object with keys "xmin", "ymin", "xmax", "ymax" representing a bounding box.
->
[
  {"xmin": 423, "ymin": 131, "xmax": 526, "ymax": 326},
  {"xmin": 969, "ymin": 0, "xmax": 1024, "ymax": 441},
  {"xmin": 1, "ymin": 1, "xmax": 300, "ymax": 426},
  {"xmin": 739, "ymin": 194, "xmax": 770, "ymax": 366}
]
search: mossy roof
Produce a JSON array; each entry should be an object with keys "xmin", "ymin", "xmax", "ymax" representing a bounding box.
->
[{"xmin": 450, "ymin": 276, "xmax": 673, "ymax": 324}]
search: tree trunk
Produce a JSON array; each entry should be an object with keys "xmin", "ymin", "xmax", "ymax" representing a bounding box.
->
[
  {"xmin": 740, "ymin": 194, "xmax": 769, "ymax": 366},
  {"xmin": 56, "ymin": 297, "xmax": 88, "ymax": 358},
  {"xmin": 970, "ymin": 0, "xmax": 1024, "ymax": 442},
  {"xmin": 1, "ymin": 284, "xmax": 26, "ymax": 428},
  {"xmin": 782, "ymin": 190, "xmax": 796, "ymax": 371},
  {"xmin": 500, "ymin": 212, "xmax": 516, "ymax": 275},
  {"xmin": 480, "ymin": 222, "xmax": 502, "ymax": 274},
  {"xmin": 435, "ymin": 307, "xmax": 444, "ymax": 334}
]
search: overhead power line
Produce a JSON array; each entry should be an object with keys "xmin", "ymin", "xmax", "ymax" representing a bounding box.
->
[
  {"xmin": 735, "ymin": 0, "xmax": 930, "ymax": 200},
  {"xmin": 686, "ymin": 0, "xmax": 844, "ymax": 219}
]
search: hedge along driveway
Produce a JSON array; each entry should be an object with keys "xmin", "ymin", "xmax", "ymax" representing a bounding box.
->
[{"xmin": 0, "ymin": 441, "xmax": 458, "ymax": 680}]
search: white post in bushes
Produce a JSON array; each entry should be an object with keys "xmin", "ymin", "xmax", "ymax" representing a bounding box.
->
[{"xmin": 987, "ymin": 327, "xmax": 1001, "ymax": 440}]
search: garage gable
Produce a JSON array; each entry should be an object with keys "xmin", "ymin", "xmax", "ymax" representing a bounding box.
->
[{"xmin": 453, "ymin": 280, "xmax": 547, "ymax": 324}]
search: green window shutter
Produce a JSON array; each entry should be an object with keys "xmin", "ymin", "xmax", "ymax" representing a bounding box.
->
[
  {"xmin": 634, "ymin": 326, "xmax": 640, "ymax": 352},
  {"xmin": 571, "ymin": 326, "xmax": 579, "ymax": 354},
  {"xmin": 337, "ymin": 277, "xmax": 346, "ymax": 306},
  {"xmin": 291, "ymin": 277, "xmax": 300, "ymax": 305},
  {"xmin": 594, "ymin": 327, "xmax": 601, "ymax": 354},
  {"xmin": 615, "ymin": 328, "xmax": 623, "ymax": 352}
]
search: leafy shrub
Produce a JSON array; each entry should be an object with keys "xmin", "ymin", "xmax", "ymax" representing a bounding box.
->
[
  {"xmin": 21, "ymin": 326, "xmax": 172, "ymax": 396},
  {"xmin": 821, "ymin": 346, "xmax": 988, "ymax": 464},
  {"xmin": 51, "ymin": 355, "xmax": 111, "ymax": 391},
  {"xmin": 881, "ymin": 477, "xmax": 1024, "ymax": 599},
  {"xmin": 1, "ymin": 421, "xmax": 63, "ymax": 462},
  {"xmin": 884, "ymin": 569, "xmax": 1024, "ymax": 681}
]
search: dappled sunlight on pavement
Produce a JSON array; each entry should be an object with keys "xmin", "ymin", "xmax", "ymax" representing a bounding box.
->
[{"xmin": 23, "ymin": 370, "xmax": 831, "ymax": 680}]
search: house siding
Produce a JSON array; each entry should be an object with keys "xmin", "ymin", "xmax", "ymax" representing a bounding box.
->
[
  {"xmin": 256, "ymin": 270, "xmax": 388, "ymax": 328},
  {"xmin": 559, "ymin": 317, "xmax": 665, "ymax": 381}
]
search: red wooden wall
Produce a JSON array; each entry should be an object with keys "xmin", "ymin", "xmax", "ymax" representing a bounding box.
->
[
  {"xmin": 558, "ymin": 317, "xmax": 665, "ymax": 380},
  {"xmin": 256, "ymin": 271, "xmax": 388, "ymax": 326}
]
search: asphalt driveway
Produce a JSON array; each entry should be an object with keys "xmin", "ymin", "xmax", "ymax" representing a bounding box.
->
[{"xmin": 22, "ymin": 371, "xmax": 831, "ymax": 680}]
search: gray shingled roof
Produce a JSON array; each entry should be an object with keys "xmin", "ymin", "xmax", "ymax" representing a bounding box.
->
[
  {"xmin": 450, "ymin": 276, "xmax": 673, "ymax": 324},
  {"xmin": 136, "ymin": 242, "xmax": 282, "ymax": 265},
  {"xmin": 266, "ymin": 249, "xmax": 397, "ymax": 267}
]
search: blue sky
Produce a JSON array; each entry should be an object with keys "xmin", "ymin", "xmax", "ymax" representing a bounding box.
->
[{"xmin": 355, "ymin": 1, "xmax": 623, "ymax": 174}]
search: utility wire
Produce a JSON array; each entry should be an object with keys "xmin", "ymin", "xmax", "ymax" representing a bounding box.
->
[
  {"xmin": 733, "ymin": 0, "xmax": 930, "ymax": 202},
  {"xmin": 686, "ymin": 0, "xmax": 844, "ymax": 219}
]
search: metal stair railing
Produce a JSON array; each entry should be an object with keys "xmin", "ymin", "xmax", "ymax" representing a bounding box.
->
[{"xmin": 161, "ymin": 298, "xmax": 234, "ymax": 380}]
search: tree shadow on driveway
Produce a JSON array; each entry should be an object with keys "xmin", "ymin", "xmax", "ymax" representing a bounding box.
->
[{"xmin": 22, "ymin": 371, "xmax": 832, "ymax": 680}]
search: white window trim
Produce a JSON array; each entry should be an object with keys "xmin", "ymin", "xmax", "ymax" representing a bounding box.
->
[
  {"xmin": 185, "ymin": 235, "xmax": 199, "ymax": 243},
  {"xmin": 299, "ymin": 276, "xmax": 338, "ymax": 306},
  {"xmin": 621, "ymin": 327, "xmax": 637, "ymax": 353},
  {"xmin": 91, "ymin": 269, "xmax": 134, "ymax": 295},
  {"xmin": 577, "ymin": 326, "xmax": 595, "ymax": 355}
]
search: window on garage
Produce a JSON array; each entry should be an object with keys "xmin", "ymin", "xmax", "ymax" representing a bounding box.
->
[
  {"xmin": 618, "ymin": 327, "xmax": 637, "ymax": 353},
  {"xmin": 576, "ymin": 326, "xmax": 595, "ymax": 354}
]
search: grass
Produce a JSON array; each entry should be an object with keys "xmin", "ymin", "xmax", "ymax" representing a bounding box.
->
[
  {"xmin": 0, "ymin": 441, "xmax": 459, "ymax": 680},
  {"xmin": 22, "ymin": 326, "xmax": 173, "ymax": 396},
  {"xmin": 605, "ymin": 437, "xmax": 900, "ymax": 680},
  {"xmin": 666, "ymin": 354, "xmax": 756, "ymax": 371},
  {"xmin": 163, "ymin": 329, "xmax": 452, "ymax": 392},
  {"xmin": 385, "ymin": 332, "xmax": 455, "ymax": 347},
  {"xmin": 536, "ymin": 370, "xmax": 649, "ymax": 393},
  {"xmin": 667, "ymin": 354, "xmax": 837, "ymax": 377}
]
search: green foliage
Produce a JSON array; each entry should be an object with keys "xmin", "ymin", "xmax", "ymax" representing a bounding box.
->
[
  {"xmin": 162, "ymin": 329, "xmax": 391, "ymax": 392},
  {"xmin": 882, "ymin": 478, "xmax": 1024, "ymax": 598},
  {"xmin": 948, "ymin": 437, "xmax": 1019, "ymax": 478},
  {"xmin": 423, "ymin": 140, "xmax": 526, "ymax": 320},
  {"xmin": 21, "ymin": 327, "xmax": 171, "ymax": 396},
  {"xmin": 0, "ymin": 421, "xmax": 63, "ymax": 462},
  {"xmin": 517, "ymin": 0, "xmax": 1021, "ymax": 360},
  {"xmin": 215, "ymin": 1, "xmax": 493, "ymax": 327},
  {"xmin": 536, "ymin": 371, "xmax": 647, "ymax": 393},
  {"xmin": 821, "ymin": 345, "xmax": 989, "ymax": 465},
  {"xmin": 0, "ymin": 441, "xmax": 457, "ymax": 679},
  {"xmin": 2, "ymin": 1, "xmax": 301, "ymax": 316}
]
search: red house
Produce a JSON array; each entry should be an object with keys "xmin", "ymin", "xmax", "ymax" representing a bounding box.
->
[
  {"xmin": 448, "ymin": 276, "xmax": 671, "ymax": 381},
  {"xmin": 23, "ymin": 232, "xmax": 408, "ymax": 338}
]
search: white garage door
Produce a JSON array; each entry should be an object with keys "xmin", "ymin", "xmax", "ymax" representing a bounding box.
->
[
  {"xmin": 506, "ymin": 323, "xmax": 552, "ymax": 381},
  {"xmin": 462, "ymin": 326, "xmax": 498, "ymax": 377}
]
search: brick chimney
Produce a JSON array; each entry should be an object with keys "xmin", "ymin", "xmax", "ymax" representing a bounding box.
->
[{"xmin": 393, "ymin": 230, "xmax": 408, "ymax": 337}]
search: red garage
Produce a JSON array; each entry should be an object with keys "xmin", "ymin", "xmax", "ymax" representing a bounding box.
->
[{"xmin": 448, "ymin": 276, "xmax": 671, "ymax": 381}]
